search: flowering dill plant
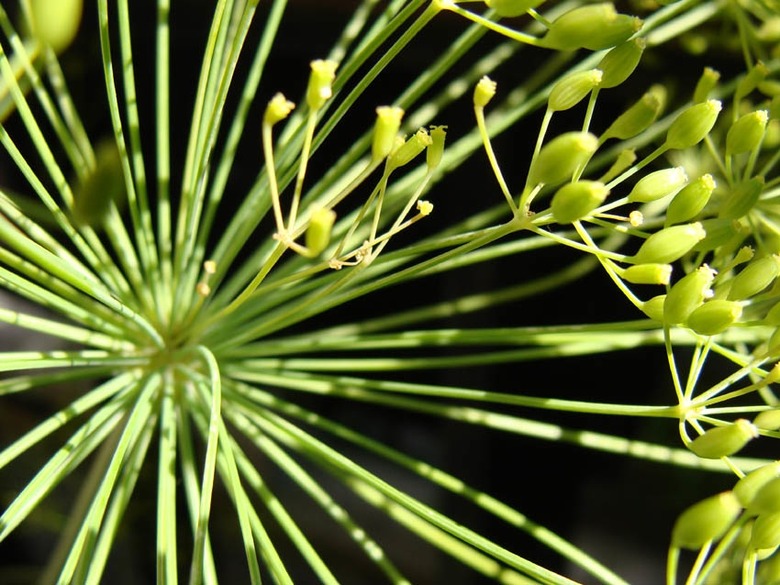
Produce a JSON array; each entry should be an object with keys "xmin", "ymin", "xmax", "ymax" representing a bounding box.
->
[{"xmin": 0, "ymin": 0, "xmax": 778, "ymax": 584}]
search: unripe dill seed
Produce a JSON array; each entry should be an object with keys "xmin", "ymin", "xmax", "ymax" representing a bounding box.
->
[
  {"xmin": 726, "ymin": 110, "xmax": 769, "ymax": 156},
  {"xmin": 665, "ymin": 174, "xmax": 715, "ymax": 226},
  {"xmin": 627, "ymin": 166, "xmax": 688, "ymax": 203},
  {"xmin": 664, "ymin": 99, "xmax": 722, "ymax": 150},
  {"xmin": 630, "ymin": 222, "xmax": 706, "ymax": 265},
  {"xmin": 29, "ymin": 0, "xmax": 83, "ymax": 53},
  {"xmin": 686, "ymin": 299, "xmax": 742, "ymax": 336},
  {"xmin": 671, "ymin": 491, "xmax": 742, "ymax": 549},
  {"xmin": 601, "ymin": 85, "xmax": 665, "ymax": 142},
  {"xmin": 528, "ymin": 132, "xmax": 598, "ymax": 187},
  {"xmin": 735, "ymin": 462, "xmax": 780, "ymax": 509},
  {"xmin": 539, "ymin": 3, "xmax": 643, "ymax": 51},
  {"xmin": 550, "ymin": 180, "xmax": 609, "ymax": 224},
  {"xmin": 597, "ymin": 38, "xmax": 645, "ymax": 89},
  {"xmin": 663, "ymin": 264, "xmax": 715, "ymax": 325},
  {"xmin": 687, "ymin": 419, "xmax": 758, "ymax": 459},
  {"xmin": 548, "ymin": 69, "xmax": 603, "ymax": 112},
  {"xmin": 718, "ymin": 176, "xmax": 764, "ymax": 220}
]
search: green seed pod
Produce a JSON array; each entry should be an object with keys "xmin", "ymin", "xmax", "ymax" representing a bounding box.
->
[
  {"xmin": 599, "ymin": 148, "xmax": 636, "ymax": 183},
  {"xmin": 372, "ymin": 106, "xmax": 404, "ymax": 161},
  {"xmin": 427, "ymin": 126, "xmax": 447, "ymax": 171},
  {"xmin": 755, "ymin": 410, "xmax": 780, "ymax": 432},
  {"xmin": 718, "ymin": 176, "xmax": 764, "ymax": 220},
  {"xmin": 485, "ymin": 0, "xmax": 545, "ymax": 17},
  {"xmin": 751, "ymin": 512, "xmax": 780, "ymax": 551},
  {"xmin": 621, "ymin": 263, "xmax": 672, "ymax": 285},
  {"xmin": 726, "ymin": 110, "xmax": 769, "ymax": 156},
  {"xmin": 72, "ymin": 138, "xmax": 126, "ymax": 228},
  {"xmin": 631, "ymin": 222, "xmax": 706, "ymax": 265},
  {"xmin": 264, "ymin": 93, "xmax": 295, "ymax": 125},
  {"xmin": 688, "ymin": 419, "xmax": 758, "ymax": 459},
  {"xmin": 641, "ymin": 294, "xmax": 666, "ymax": 321},
  {"xmin": 736, "ymin": 61, "xmax": 769, "ymax": 103},
  {"xmin": 306, "ymin": 60, "xmax": 337, "ymax": 111},
  {"xmin": 693, "ymin": 218, "xmax": 746, "ymax": 253},
  {"xmin": 692, "ymin": 67, "xmax": 720, "ymax": 104},
  {"xmin": 527, "ymin": 132, "xmax": 598, "ymax": 187},
  {"xmin": 29, "ymin": 0, "xmax": 83, "ymax": 53},
  {"xmin": 538, "ymin": 3, "xmax": 643, "ymax": 51},
  {"xmin": 597, "ymin": 38, "xmax": 646, "ymax": 89},
  {"xmin": 664, "ymin": 99, "xmax": 722, "ymax": 150},
  {"xmin": 750, "ymin": 477, "xmax": 780, "ymax": 516},
  {"xmin": 548, "ymin": 69, "xmax": 603, "ymax": 112},
  {"xmin": 664, "ymin": 265, "xmax": 716, "ymax": 325},
  {"xmin": 770, "ymin": 95, "xmax": 780, "ymax": 121},
  {"xmin": 601, "ymin": 85, "xmax": 666, "ymax": 142},
  {"xmin": 769, "ymin": 327, "xmax": 780, "ymax": 353},
  {"xmin": 665, "ymin": 174, "xmax": 716, "ymax": 226},
  {"xmin": 735, "ymin": 462, "xmax": 780, "ymax": 509},
  {"xmin": 305, "ymin": 208, "xmax": 337, "ymax": 257},
  {"xmin": 727, "ymin": 254, "xmax": 780, "ymax": 301},
  {"xmin": 474, "ymin": 76, "xmax": 497, "ymax": 108},
  {"xmin": 627, "ymin": 166, "xmax": 688, "ymax": 203},
  {"xmin": 387, "ymin": 128, "xmax": 432, "ymax": 171},
  {"xmin": 765, "ymin": 301, "xmax": 780, "ymax": 326},
  {"xmin": 686, "ymin": 300, "xmax": 743, "ymax": 336},
  {"xmin": 550, "ymin": 180, "xmax": 609, "ymax": 224},
  {"xmin": 757, "ymin": 545, "xmax": 780, "ymax": 584},
  {"xmin": 671, "ymin": 491, "xmax": 742, "ymax": 550}
]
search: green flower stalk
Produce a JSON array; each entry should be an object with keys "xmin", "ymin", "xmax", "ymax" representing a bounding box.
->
[{"xmin": 484, "ymin": 0, "xmax": 545, "ymax": 17}]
